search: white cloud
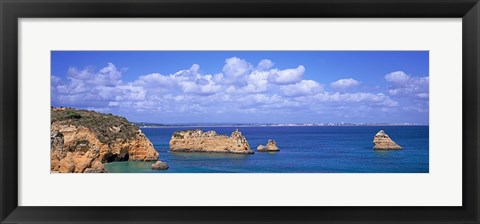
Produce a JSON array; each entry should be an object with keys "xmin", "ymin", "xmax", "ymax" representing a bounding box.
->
[
  {"xmin": 53, "ymin": 58, "xmax": 425, "ymax": 123},
  {"xmin": 115, "ymin": 85, "xmax": 146, "ymax": 101},
  {"xmin": 222, "ymin": 57, "xmax": 252, "ymax": 84},
  {"xmin": 51, "ymin": 75, "xmax": 61, "ymax": 84},
  {"xmin": 56, "ymin": 77, "xmax": 88, "ymax": 94},
  {"xmin": 108, "ymin": 101, "xmax": 119, "ymax": 107},
  {"xmin": 68, "ymin": 67, "xmax": 93, "ymax": 80},
  {"xmin": 268, "ymin": 65, "xmax": 305, "ymax": 85},
  {"xmin": 133, "ymin": 73, "xmax": 175, "ymax": 88},
  {"xmin": 385, "ymin": 71, "xmax": 429, "ymax": 99},
  {"xmin": 180, "ymin": 104, "xmax": 205, "ymax": 113},
  {"xmin": 385, "ymin": 71, "xmax": 410, "ymax": 84},
  {"xmin": 313, "ymin": 92, "xmax": 398, "ymax": 107},
  {"xmin": 243, "ymin": 70, "xmax": 270, "ymax": 93},
  {"xmin": 330, "ymin": 78, "xmax": 360, "ymax": 90},
  {"xmin": 237, "ymin": 94, "xmax": 284, "ymax": 107},
  {"xmin": 178, "ymin": 79, "xmax": 222, "ymax": 95},
  {"xmin": 189, "ymin": 64, "xmax": 200, "ymax": 75},
  {"xmin": 93, "ymin": 62, "xmax": 122, "ymax": 86},
  {"xmin": 281, "ymin": 80, "xmax": 323, "ymax": 97},
  {"xmin": 225, "ymin": 86, "xmax": 237, "ymax": 93},
  {"xmin": 257, "ymin": 59, "xmax": 274, "ymax": 70}
]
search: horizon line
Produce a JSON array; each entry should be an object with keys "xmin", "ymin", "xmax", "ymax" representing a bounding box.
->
[{"xmin": 133, "ymin": 122, "xmax": 429, "ymax": 127}]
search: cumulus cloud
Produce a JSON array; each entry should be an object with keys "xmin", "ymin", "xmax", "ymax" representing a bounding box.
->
[
  {"xmin": 268, "ymin": 65, "xmax": 305, "ymax": 85},
  {"xmin": 385, "ymin": 71, "xmax": 429, "ymax": 99},
  {"xmin": 281, "ymin": 80, "xmax": 323, "ymax": 97},
  {"xmin": 243, "ymin": 70, "xmax": 270, "ymax": 93},
  {"xmin": 133, "ymin": 73, "xmax": 175, "ymax": 89},
  {"xmin": 52, "ymin": 63, "xmax": 129, "ymax": 107},
  {"xmin": 67, "ymin": 67, "xmax": 93, "ymax": 80},
  {"xmin": 93, "ymin": 63, "xmax": 122, "ymax": 86},
  {"xmin": 330, "ymin": 78, "xmax": 360, "ymax": 90},
  {"xmin": 222, "ymin": 57, "xmax": 252, "ymax": 84},
  {"xmin": 52, "ymin": 57, "xmax": 425, "ymax": 123},
  {"xmin": 257, "ymin": 59, "xmax": 274, "ymax": 70}
]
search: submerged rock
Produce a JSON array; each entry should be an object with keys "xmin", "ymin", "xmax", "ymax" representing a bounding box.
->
[
  {"xmin": 151, "ymin": 161, "xmax": 169, "ymax": 170},
  {"xmin": 84, "ymin": 167, "xmax": 109, "ymax": 173},
  {"xmin": 169, "ymin": 129, "xmax": 254, "ymax": 154},
  {"xmin": 373, "ymin": 130, "xmax": 402, "ymax": 150},
  {"xmin": 257, "ymin": 139, "xmax": 280, "ymax": 152}
]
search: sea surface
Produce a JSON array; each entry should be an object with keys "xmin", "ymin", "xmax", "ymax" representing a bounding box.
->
[{"xmin": 104, "ymin": 126, "xmax": 429, "ymax": 173}]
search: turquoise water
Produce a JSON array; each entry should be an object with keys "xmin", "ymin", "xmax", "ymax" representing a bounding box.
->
[{"xmin": 104, "ymin": 126, "xmax": 429, "ymax": 173}]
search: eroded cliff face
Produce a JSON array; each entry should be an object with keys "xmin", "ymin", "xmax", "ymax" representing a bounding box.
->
[
  {"xmin": 169, "ymin": 129, "xmax": 254, "ymax": 154},
  {"xmin": 51, "ymin": 108, "xmax": 159, "ymax": 173},
  {"xmin": 373, "ymin": 130, "xmax": 402, "ymax": 150}
]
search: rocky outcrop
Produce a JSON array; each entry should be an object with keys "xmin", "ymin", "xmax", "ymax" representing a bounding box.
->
[
  {"xmin": 85, "ymin": 161, "xmax": 109, "ymax": 173},
  {"xmin": 151, "ymin": 161, "xmax": 169, "ymax": 170},
  {"xmin": 169, "ymin": 129, "xmax": 253, "ymax": 154},
  {"xmin": 51, "ymin": 108, "xmax": 159, "ymax": 173},
  {"xmin": 373, "ymin": 130, "xmax": 402, "ymax": 150},
  {"xmin": 257, "ymin": 139, "xmax": 280, "ymax": 152}
]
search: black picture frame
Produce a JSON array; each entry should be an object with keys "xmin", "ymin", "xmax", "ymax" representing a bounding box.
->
[{"xmin": 1, "ymin": 0, "xmax": 479, "ymax": 223}]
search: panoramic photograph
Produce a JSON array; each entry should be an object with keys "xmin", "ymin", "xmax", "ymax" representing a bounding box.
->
[{"xmin": 50, "ymin": 51, "xmax": 429, "ymax": 173}]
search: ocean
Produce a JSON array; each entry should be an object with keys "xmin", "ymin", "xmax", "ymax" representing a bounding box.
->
[{"xmin": 104, "ymin": 126, "xmax": 429, "ymax": 173}]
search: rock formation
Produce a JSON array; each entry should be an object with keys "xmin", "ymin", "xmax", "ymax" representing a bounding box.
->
[
  {"xmin": 51, "ymin": 108, "xmax": 159, "ymax": 173},
  {"xmin": 257, "ymin": 139, "xmax": 280, "ymax": 152},
  {"xmin": 151, "ymin": 161, "xmax": 169, "ymax": 170},
  {"xmin": 373, "ymin": 130, "xmax": 402, "ymax": 150},
  {"xmin": 169, "ymin": 129, "xmax": 254, "ymax": 154}
]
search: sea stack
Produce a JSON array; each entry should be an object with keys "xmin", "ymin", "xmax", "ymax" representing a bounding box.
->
[
  {"xmin": 373, "ymin": 130, "xmax": 402, "ymax": 150},
  {"xmin": 257, "ymin": 139, "xmax": 280, "ymax": 152},
  {"xmin": 169, "ymin": 129, "xmax": 254, "ymax": 154},
  {"xmin": 50, "ymin": 107, "xmax": 159, "ymax": 173}
]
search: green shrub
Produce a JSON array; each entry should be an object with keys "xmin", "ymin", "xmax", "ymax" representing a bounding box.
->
[
  {"xmin": 67, "ymin": 111, "xmax": 82, "ymax": 119},
  {"xmin": 51, "ymin": 108, "xmax": 140, "ymax": 144}
]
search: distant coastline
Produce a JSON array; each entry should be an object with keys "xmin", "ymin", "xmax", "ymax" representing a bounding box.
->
[{"xmin": 134, "ymin": 122, "xmax": 429, "ymax": 128}]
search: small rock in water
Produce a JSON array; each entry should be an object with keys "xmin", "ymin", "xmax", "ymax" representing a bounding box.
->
[
  {"xmin": 373, "ymin": 130, "xmax": 402, "ymax": 150},
  {"xmin": 151, "ymin": 161, "xmax": 169, "ymax": 170},
  {"xmin": 257, "ymin": 139, "xmax": 280, "ymax": 152}
]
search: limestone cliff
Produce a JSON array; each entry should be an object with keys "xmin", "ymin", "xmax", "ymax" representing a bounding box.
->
[
  {"xmin": 373, "ymin": 130, "xmax": 402, "ymax": 150},
  {"xmin": 169, "ymin": 129, "xmax": 254, "ymax": 154},
  {"xmin": 51, "ymin": 107, "xmax": 159, "ymax": 173}
]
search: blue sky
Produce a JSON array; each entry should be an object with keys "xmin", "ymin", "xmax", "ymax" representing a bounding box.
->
[{"xmin": 51, "ymin": 51, "xmax": 429, "ymax": 124}]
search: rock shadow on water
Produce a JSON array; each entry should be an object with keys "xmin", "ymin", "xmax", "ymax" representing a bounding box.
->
[
  {"xmin": 169, "ymin": 151, "xmax": 251, "ymax": 160},
  {"xmin": 372, "ymin": 148, "xmax": 405, "ymax": 159},
  {"xmin": 104, "ymin": 161, "xmax": 169, "ymax": 173}
]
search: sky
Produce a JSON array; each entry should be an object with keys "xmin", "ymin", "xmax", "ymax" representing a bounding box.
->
[{"xmin": 51, "ymin": 51, "xmax": 429, "ymax": 124}]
